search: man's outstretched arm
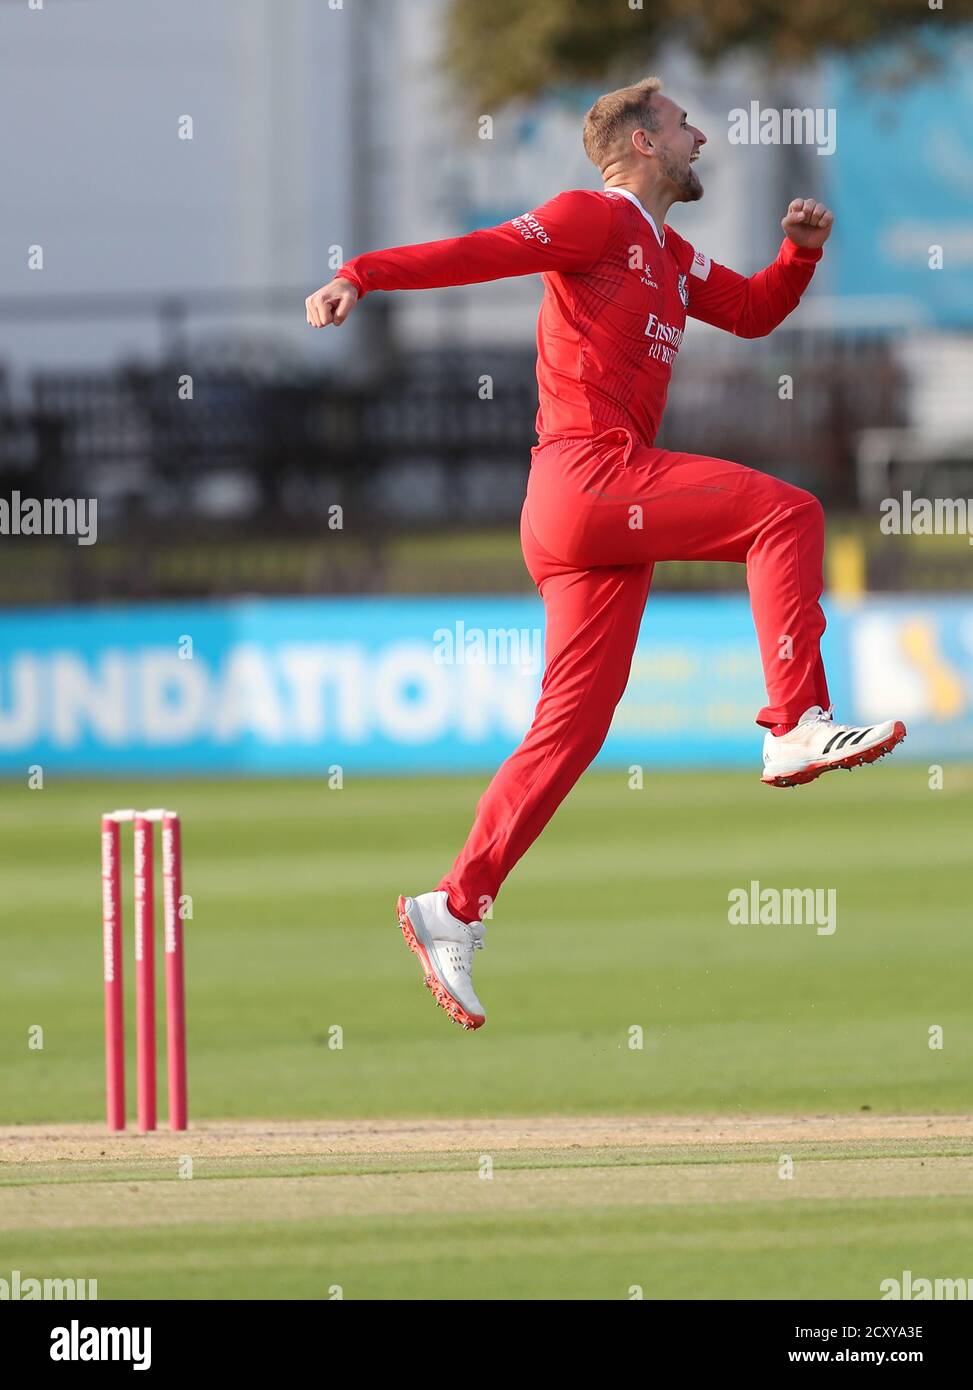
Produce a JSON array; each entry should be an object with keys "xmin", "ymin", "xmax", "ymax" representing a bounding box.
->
[
  {"xmin": 306, "ymin": 189, "xmax": 614, "ymax": 327},
  {"xmin": 686, "ymin": 197, "xmax": 833, "ymax": 339}
]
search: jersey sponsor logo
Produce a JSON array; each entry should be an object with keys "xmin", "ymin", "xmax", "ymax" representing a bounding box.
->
[
  {"xmin": 510, "ymin": 212, "xmax": 551, "ymax": 245},
  {"xmin": 690, "ymin": 248, "xmax": 711, "ymax": 280},
  {"xmin": 677, "ymin": 273, "xmax": 690, "ymax": 308},
  {"xmin": 627, "ymin": 242, "xmax": 659, "ymax": 288},
  {"xmin": 643, "ymin": 312, "xmax": 684, "ymax": 365}
]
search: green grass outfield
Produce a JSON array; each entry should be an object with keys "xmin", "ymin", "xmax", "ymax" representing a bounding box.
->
[
  {"xmin": 0, "ymin": 765, "xmax": 971, "ymax": 1298},
  {"xmin": 2, "ymin": 766, "xmax": 971, "ymax": 1121}
]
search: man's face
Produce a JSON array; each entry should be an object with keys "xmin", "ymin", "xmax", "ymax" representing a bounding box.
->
[{"xmin": 646, "ymin": 94, "xmax": 707, "ymax": 202}]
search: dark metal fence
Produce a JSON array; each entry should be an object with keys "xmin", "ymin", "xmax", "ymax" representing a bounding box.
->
[{"xmin": 0, "ymin": 331, "xmax": 945, "ymax": 603}]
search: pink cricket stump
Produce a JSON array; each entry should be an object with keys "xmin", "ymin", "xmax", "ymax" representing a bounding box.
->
[
  {"xmin": 101, "ymin": 815, "xmax": 125, "ymax": 1131},
  {"xmin": 162, "ymin": 812, "xmax": 188, "ymax": 1130},
  {"xmin": 133, "ymin": 814, "xmax": 157, "ymax": 1132}
]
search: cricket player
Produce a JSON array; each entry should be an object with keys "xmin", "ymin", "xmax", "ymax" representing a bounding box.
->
[{"xmin": 307, "ymin": 78, "xmax": 905, "ymax": 1031}]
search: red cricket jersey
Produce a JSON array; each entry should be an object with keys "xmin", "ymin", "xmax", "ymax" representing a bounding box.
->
[{"xmin": 336, "ymin": 188, "xmax": 822, "ymax": 446}]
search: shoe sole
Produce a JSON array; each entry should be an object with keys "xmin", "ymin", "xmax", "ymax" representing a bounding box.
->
[
  {"xmin": 762, "ymin": 722, "xmax": 907, "ymax": 788},
  {"xmin": 396, "ymin": 896, "xmax": 485, "ymax": 1031}
]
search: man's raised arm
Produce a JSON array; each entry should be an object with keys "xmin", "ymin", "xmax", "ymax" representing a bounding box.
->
[
  {"xmin": 684, "ymin": 197, "xmax": 833, "ymax": 340},
  {"xmin": 306, "ymin": 189, "xmax": 613, "ymax": 327}
]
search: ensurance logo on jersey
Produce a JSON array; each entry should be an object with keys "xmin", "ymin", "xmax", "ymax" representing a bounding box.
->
[{"xmin": 643, "ymin": 313, "xmax": 684, "ymax": 365}]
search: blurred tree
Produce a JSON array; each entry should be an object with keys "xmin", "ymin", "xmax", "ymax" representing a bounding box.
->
[{"xmin": 443, "ymin": 0, "xmax": 973, "ymax": 108}]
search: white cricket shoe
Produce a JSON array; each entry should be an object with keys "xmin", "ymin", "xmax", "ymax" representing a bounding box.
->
[
  {"xmin": 397, "ymin": 891, "xmax": 486, "ymax": 1030},
  {"xmin": 762, "ymin": 705, "xmax": 906, "ymax": 788}
]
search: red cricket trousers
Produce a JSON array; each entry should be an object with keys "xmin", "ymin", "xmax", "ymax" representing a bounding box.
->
[{"xmin": 438, "ymin": 427, "xmax": 829, "ymax": 924}]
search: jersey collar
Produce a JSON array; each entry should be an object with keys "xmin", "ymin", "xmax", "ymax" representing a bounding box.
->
[{"xmin": 605, "ymin": 187, "xmax": 665, "ymax": 247}]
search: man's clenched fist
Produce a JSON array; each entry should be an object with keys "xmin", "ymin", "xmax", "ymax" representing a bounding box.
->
[
  {"xmin": 306, "ymin": 277, "xmax": 359, "ymax": 327},
  {"xmin": 781, "ymin": 198, "xmax": 834, "ymax": 251}
]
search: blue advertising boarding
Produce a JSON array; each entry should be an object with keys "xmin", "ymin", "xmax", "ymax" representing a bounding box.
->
[{"xmin": 0, "ymin": 595, "xmax": 970, "ymax": 775}]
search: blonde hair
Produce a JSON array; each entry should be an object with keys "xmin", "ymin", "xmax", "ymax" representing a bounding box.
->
[{"xmin": 582, "ymin": 77, "xmax": 662, "ymax": 171}]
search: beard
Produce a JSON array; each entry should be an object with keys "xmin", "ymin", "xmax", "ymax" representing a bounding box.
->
[{"xmin": 659, "ymin": 146, "xmax": 703, "ymax": 202}]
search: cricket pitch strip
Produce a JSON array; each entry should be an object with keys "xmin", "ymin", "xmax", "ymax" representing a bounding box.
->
[
  {"xmin": 2, "ymin": 1114, "xmax": 973, "ymax": 1228},
  {"xmin": 2, "ymin": 1114, "xmax": 972, "ymax": 1299}
]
